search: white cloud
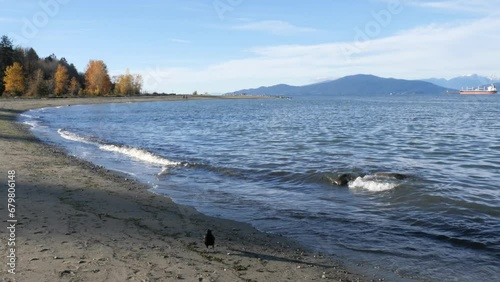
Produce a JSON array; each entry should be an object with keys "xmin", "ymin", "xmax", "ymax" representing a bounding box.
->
[
  {"xmin": 169, "ymin": 38, "xmax": 191, "ymax": 44},
  {"xmin": 231, "ymin": 20, "xmax": 318, "ymax": 35},
  {"xmin": 406, "ymin": 0, "xmax": 499, "ymax": 15},
  {"xmin": 139, "ymin": 17, "xmax": 500, "ymax": 93}
]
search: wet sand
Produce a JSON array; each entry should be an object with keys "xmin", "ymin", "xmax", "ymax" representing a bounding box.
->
[{"xmin": 0, "ymin": 96, "xmax": 368, "ymax": 281}]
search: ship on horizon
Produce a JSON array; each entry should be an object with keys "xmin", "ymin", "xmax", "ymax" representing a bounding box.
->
[{"xmin": 460, "ymin": 84, "xmax": 497, "ymax": 95}]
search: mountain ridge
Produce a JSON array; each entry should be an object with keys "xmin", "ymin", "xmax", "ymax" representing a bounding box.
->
[
  {"xmin": 230, "ymin": 74, "xmax": 453, "ymax": 96},
  {"xmin": 422, "ymin": 74, "xmax": 500, "ymax": 90}
]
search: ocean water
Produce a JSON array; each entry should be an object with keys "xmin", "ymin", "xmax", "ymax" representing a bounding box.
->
[{"xmin": 21, "ymin": 95, "xmax": 500, "ymax": 281}]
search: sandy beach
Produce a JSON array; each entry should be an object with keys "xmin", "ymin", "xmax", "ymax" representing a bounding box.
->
[{"xmin": 0, "ymin": 96, "xmax": 368, "ymax": 282}]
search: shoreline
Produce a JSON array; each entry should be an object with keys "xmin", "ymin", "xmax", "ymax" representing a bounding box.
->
[{"xmin": 0, "ymin": 96, "xmax": 370, "ymax": 281}]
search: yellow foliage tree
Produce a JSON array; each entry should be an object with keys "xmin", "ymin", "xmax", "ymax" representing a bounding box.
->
[
  {"xmin": 3, "ymin": 62, "xmax": 25, "ymax": 96},
  {"xmin": 54, "ymin": 64, "xmax": 69, "ymax": 96},
  {"xmin": 115, "ymin": 69, "xmax": 143, "ymax": 95},
  {"xmin": 84, "ymin": 60, "xmax": 111, "ymax": 96},
  {"xmin": 115, "ymin": 70, "xmax": 133, "ymax": 95}
]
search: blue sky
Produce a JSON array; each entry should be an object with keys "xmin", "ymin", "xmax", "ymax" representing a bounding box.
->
[{"xmin": 1, "ymin": 0, "xmax": 499, "ymax": 93}]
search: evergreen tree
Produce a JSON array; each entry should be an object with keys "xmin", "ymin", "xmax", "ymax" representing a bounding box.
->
[{"xmin": 0, "ymin": 36, "xmax": 15, "ymax": 95}]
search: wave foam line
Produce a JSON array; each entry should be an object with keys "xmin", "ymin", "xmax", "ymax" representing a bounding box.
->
[
  {"xmin": 348, "ymin": 175, "xmax": 399, "ymax": 192},
  {"xmin": 58, "ymin": 128, "xmax": 180, "ymax": 168},
  {"xmin": 99, "ymin": 144, "xmax": 180, "ymax": 167},
  {"xmin": 58, "ymin": 129, "xmax": 94, "ymax": 144},
  {"xmin": 23, "ymin": 120, "xmax": 40, "ymax": 128},
  {"xmin": 20, "ymin": 113, "xmax": 38, "ymax": 118}
]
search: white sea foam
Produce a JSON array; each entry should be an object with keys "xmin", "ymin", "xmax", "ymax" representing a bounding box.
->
[
  {"xmin": 57, "ymin": 129, "xmax": 94, "ymax": 144},
  {"xmin": 33, "ymin": 107, "xmax": 48, "ymax": 112},
  {"xmin": 348, "ymin": 175, "xmax": 399, "ymax": 192},
  {"xmin": 58, "ymin": 129, "xmax": 179, "ymax": 170},
  {"xmin": 99, "ymin": 144, "xmax": 180, "ymax": 167},
  {"xmin": 23, "ymin": 120, "xmax": 40, "ymax": 128}
]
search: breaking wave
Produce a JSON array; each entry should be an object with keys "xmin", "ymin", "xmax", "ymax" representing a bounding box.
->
[
  {"xmin": 348, "ymin": 175, "xmax": 400, "ymax": 192},
  {"xmin": 20, "ymin": 112, "xmax": 43, "ymax": 128},
  {"xmin": 20, "ymin": 113, "xmax": 40, "ymax": 119},
  {"xmin": 23, "ymin": 120, "xmax": 41, "ymax": 128},
  {"xmin": 57, "ymin": 128, "xmax": 179, "ymax": 168},
  {"xmin": 99, "ymin": 144, "xmax": 180, "ymax": 167},
  {"xmin": 58, "ymin": 129, "xmax": 95, "ymax": 144}
]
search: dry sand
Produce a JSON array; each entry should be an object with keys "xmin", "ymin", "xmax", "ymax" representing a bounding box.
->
[{"xmin": 0, "ymin": 96, "xmax": 369, "ymax": 282}]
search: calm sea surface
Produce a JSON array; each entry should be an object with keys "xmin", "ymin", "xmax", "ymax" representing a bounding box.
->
[{"xmin": 21, "ymin": 95, "xmax": 500, "ymax": 281}]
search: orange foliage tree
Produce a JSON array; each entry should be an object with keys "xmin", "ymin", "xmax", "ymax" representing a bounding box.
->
[
  {"xmin": 54, "ymin": 64, "xmax": 68, "ymax": 96},
  {"xmin": 84, "ymin": 60, "xmax": 111, "ymax": 96},
  {"xmin": 3, "ymin": 62, "xmax": 25, "ymax": 96}
]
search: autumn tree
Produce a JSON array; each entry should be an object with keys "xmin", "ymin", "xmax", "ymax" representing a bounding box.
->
[
  {"xmin": 68, "ymin": 77, "xmax": 80, "ymax": 96},
  {"xmin": 0, "ymin": 35, "xmax": 86, "ymax": 97},
  {"xmin": 115, "ymin": 69, "xmax": 143, "ymax": 95},
  {"xmin": 0, "ymin": 35, "xmax": 15, "ymax": 95},
  {"xmin": 115, "ymin": 72, "xmax": 132, "ymax": 95},
  {"xmin": 84, "ymin": 60, "xmax": 111, "ymax": 96},
  {"xmin": 54, "ymin": 64, "xmax": 69, "ymax": 95},
  {"xmin": 26, "ymin": 69, "xmax": 49, "ymax": 97},
  {"xmin": 3, "ymin": 62, "xmax": 25, "ymax": 96}
]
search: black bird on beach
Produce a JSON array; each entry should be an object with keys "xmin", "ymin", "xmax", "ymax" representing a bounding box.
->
[{"xmin": 204, "ymin": 229, "xmax": 215, "ymax": 249}]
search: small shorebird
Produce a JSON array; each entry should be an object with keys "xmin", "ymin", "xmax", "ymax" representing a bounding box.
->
[{"xmin": 204, "ymin": 229, "xmax": 215, "ymax": 250}]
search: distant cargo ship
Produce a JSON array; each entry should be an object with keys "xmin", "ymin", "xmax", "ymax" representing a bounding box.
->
[{"xmin": 460, "ymin": 84, "xmax": 497, "ymax": 95}]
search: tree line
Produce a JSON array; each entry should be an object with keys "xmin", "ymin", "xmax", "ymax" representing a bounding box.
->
[{"xmin": 0, "ymin": 35, "xmax": 142, "ymax": 97}]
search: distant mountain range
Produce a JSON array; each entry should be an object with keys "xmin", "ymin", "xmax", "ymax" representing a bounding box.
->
[
  {"xmin": 422, "ymin": 74, "xmax": 500, "ymax": 90},
  {"xmin": 231, "ymin": 74, "xmax": 452, "ymax": 96}
]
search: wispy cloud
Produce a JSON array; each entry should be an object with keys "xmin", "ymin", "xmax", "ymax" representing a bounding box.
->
[
  {"xmin": 406, "ymin": 0, "xmax": 498, "ymax": 15},
  {"xmin": 139, "ymin": 17, "xmax": 500, "ymax": 93},
  {"xmin": 232, "ymin": 20, "xmax": 318, "ymax": 35},
  {"xmin": 169, "ymin": 38, "xmax": 191, "ymax": 44}
]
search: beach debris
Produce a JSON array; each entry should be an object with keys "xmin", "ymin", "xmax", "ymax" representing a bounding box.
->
[{"xmin": 204, "ymin": 229, "xmax": 215, "ymax": 249}]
